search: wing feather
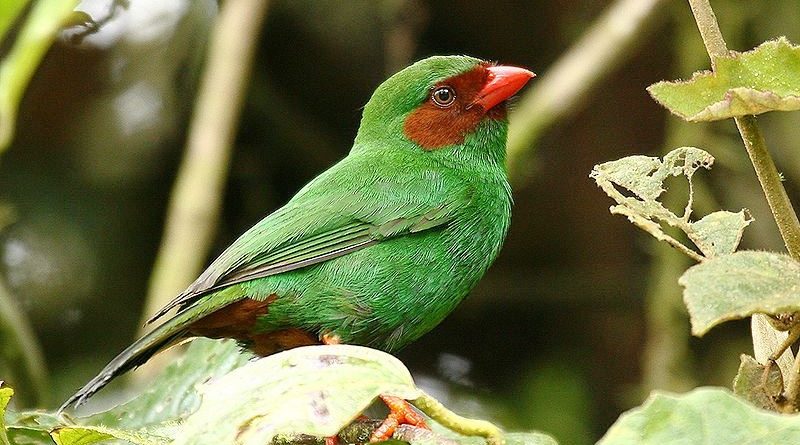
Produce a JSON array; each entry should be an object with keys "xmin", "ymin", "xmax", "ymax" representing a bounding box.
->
[{"xmin": 146, "ymin": 152, "xmax": 463, "ymax": 325}]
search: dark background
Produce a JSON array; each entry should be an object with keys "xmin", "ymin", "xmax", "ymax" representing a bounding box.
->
[{"xmin": 2, "ymin": 1, "xmax": 800, "ymax": 444}]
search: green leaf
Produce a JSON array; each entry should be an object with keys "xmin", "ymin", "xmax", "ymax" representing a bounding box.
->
[
  {"xmin": 505, "ymin": 432, "xmax": 558, "ymax": 445},
  {"xmin": 732, "ymin": 354, "xmax": 783, "ymax": 411},
  {"xmin": 0, "ymin": 0, "xmax": 80, "ymax": 151},
  {"xmin": 406, "ymin": 428, "xmax": 558, "ymax": 445},
  {"xmin": 174, "ymin": 344, "xmax": 422, "ymax": 445},
  {"xmin": 679, "ymin": 251, "xmax": 800, "ymax": 336},
  {"xmin": 591, "ymin": 155, "xmax": 666, "ymax": 201},
  {"xmin": 84, "ymin": 338, "xmax": 250, "ymax": 429},
  {"xmin": 51, "ymin": 425, "xmax": 169, "ymax": 445},
  {"xmin": 416, "ymin": 428, "xmax": 557, "ymax": 445},
  {"xmin": 689, "ymin": 210, "xmax": 752, "ymax": 257},
  {"xmin": 0, "ymin": 384, "xmax": 12, "ymax": 445},
  {"xmin": 598, "ymin": 387, "xmax": 800, "ymax": 444},
  {"xmin": 648, "ymin": 37, "xmax": 800, "ymax": 122},
  {"xmin": 591, "ymin": 147, "xmax": 747, "ymax": 260},
  {"xmin": 0, "ymin": 385, "xmax": 58, "ymax": 445}
]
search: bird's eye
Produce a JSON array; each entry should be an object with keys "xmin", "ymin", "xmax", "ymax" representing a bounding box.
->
[{"xmin": 431, "ymin": 87, "xmax": 456, "ymax": 108}]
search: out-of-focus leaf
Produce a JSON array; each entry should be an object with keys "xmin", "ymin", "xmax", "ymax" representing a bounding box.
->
[
  {"xmin": 680, "ymin": 251, "xmax": 800, "ymax": 336},
  {"xmin": 690, "ymin": 210, "xmax": 752, "ymax": 257},
  {"xmin": 173, "ymin": 344, "xmax": 421, "ymax": 445},
  {"xmin": 598, "ymin": 387, "xmax": 800, "ymax": 444},
  {"xmin": 733, "ymin": 354, "xmax": 783, "ymax": 411},
  {"xmin": 648, "ymin": 37, "xmax": 800, "ymax": 121},
  {"xmin": 0, "ymin": 0, "xmax": 80, "ymax": 151},
  {"xmin": 84, "ymin": 338, "xmax": 249, "ymax": 428}
]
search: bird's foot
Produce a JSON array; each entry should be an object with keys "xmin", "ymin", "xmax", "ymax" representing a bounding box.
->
[
  {"xmin": 369, "ymin": 395, "xmax": 429, "ymax": 442},
  {"xmin": 321, "ymin": 332, "xmax": 341, "ymax": 345}
]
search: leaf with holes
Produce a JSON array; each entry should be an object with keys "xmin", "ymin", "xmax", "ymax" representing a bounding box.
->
[
  {"xmin": 680, "ymin": 251, "xmax": 800, "ymax": 336},
  {"xmin": 648, "ymin": 37, "xmax": 800, "ymax": 122},
  {"xmin": 690, "ymin": 210, "xmax": 752, "ymax": 257},
  {"xmin": 598, "ymin": 387, "xmax": 800, "ymax": 444},
  {"xmin": 591, "ymin": 147, "xmax": 747, "ymax": 260}
]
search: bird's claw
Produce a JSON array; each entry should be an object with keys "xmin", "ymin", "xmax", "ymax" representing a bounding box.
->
[{"xmin": 369, "ymin": 395, "xmax": 429, "ymax": 442}]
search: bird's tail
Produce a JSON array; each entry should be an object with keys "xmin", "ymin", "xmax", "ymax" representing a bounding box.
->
[{"xmin": 58, "ymin": 305, "xmax": 201, "ymax": 413}]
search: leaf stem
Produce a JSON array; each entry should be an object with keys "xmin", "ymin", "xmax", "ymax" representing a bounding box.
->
[
  {"xmin": 733, "ymin": 116, "xmax": 800, "ymax": 259},
  {"xmin": 412, "ymin": 391, "xmax": 504, "ymax": 445},
  {"xmin": 686, "ymin": 0, "xmax": 728, "ymax": 65},
  {"xmin": 687, "ymin": 0, "xmax": 800, "ymax": 259}
]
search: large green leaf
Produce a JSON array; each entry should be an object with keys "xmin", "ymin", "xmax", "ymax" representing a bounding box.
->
[
  {"xmin": 598, "ymin": 387, "xmax": 800, "ymax": 444},
  {"xmin": 4, "ymin": 342, "xmax": 547, "ymax": 445},
  {"xmin": 84, "ymin": 338, "xmax": 250, "ymax": 428},
  {"xmin": 648, "ymin": 37, "xmax": 800, "ymax": 122},
  {"xmin": 174, "ymin": 344, "xmax": 422, "ymax": 445},
  {"xmin": 679, "ymin": 251, "xmax": 800, "ymax": 336}
]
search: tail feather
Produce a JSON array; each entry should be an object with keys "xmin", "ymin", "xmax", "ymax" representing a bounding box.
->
[
  {"xmin": 59, "ymin": 314, "xmax": 195, "ymax": 413},
  {"xmin": 60, "ymin": 287, "xmax": 244, "ymax": 413}
]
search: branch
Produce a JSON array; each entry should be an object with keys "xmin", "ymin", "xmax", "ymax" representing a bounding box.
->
[
  {"xmin": 0, "ymin": 0, "xmax": 80, "ymax": 152},
  {"xmin": 506, "ymin": 0, "xmax": 668, "ymax": 184},
  {"xmin": 135, "ymin": 0, "xmax": 269, "ymax": 376}
]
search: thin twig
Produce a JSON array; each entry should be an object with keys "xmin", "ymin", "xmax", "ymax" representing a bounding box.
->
[
  {"xmin": 506, "ymin": 0, "xmax": 668, "ymax": 184},
  {"xmin": 734, "ymin": 116, "xmax": 800, "ymax": 259},
  {"xmin": 135, "ymin": 0, "xmax": 270, "ymax": 376}
]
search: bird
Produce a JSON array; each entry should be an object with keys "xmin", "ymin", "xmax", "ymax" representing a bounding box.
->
[{"xmin": 60, "ymin": 55, "xmax": 534, "ymax": 440}]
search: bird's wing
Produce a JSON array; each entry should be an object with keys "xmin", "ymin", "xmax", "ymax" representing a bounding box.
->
[{"xmin": 146, "ymin": 153, "xmax": 464, "ymax": 324}]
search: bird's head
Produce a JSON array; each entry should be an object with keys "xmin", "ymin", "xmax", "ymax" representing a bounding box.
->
[{"xmin": 354, "ymin": 55, "xmax": 534, "ymax": 168}]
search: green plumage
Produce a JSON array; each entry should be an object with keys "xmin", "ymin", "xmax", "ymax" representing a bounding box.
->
[{"xmin": 62, "ymin": 55, "xmax": 516, "ymax": 410}]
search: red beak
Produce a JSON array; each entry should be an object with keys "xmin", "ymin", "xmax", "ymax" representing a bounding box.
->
[{"xmin": 473, "ymin": 65, "xmax": 535, "ymax": 110}]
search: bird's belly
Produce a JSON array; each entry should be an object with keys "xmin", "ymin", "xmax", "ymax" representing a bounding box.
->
[{"xmin": 245, "ymin": 223, "xmax": 501, "ymax": 352}]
